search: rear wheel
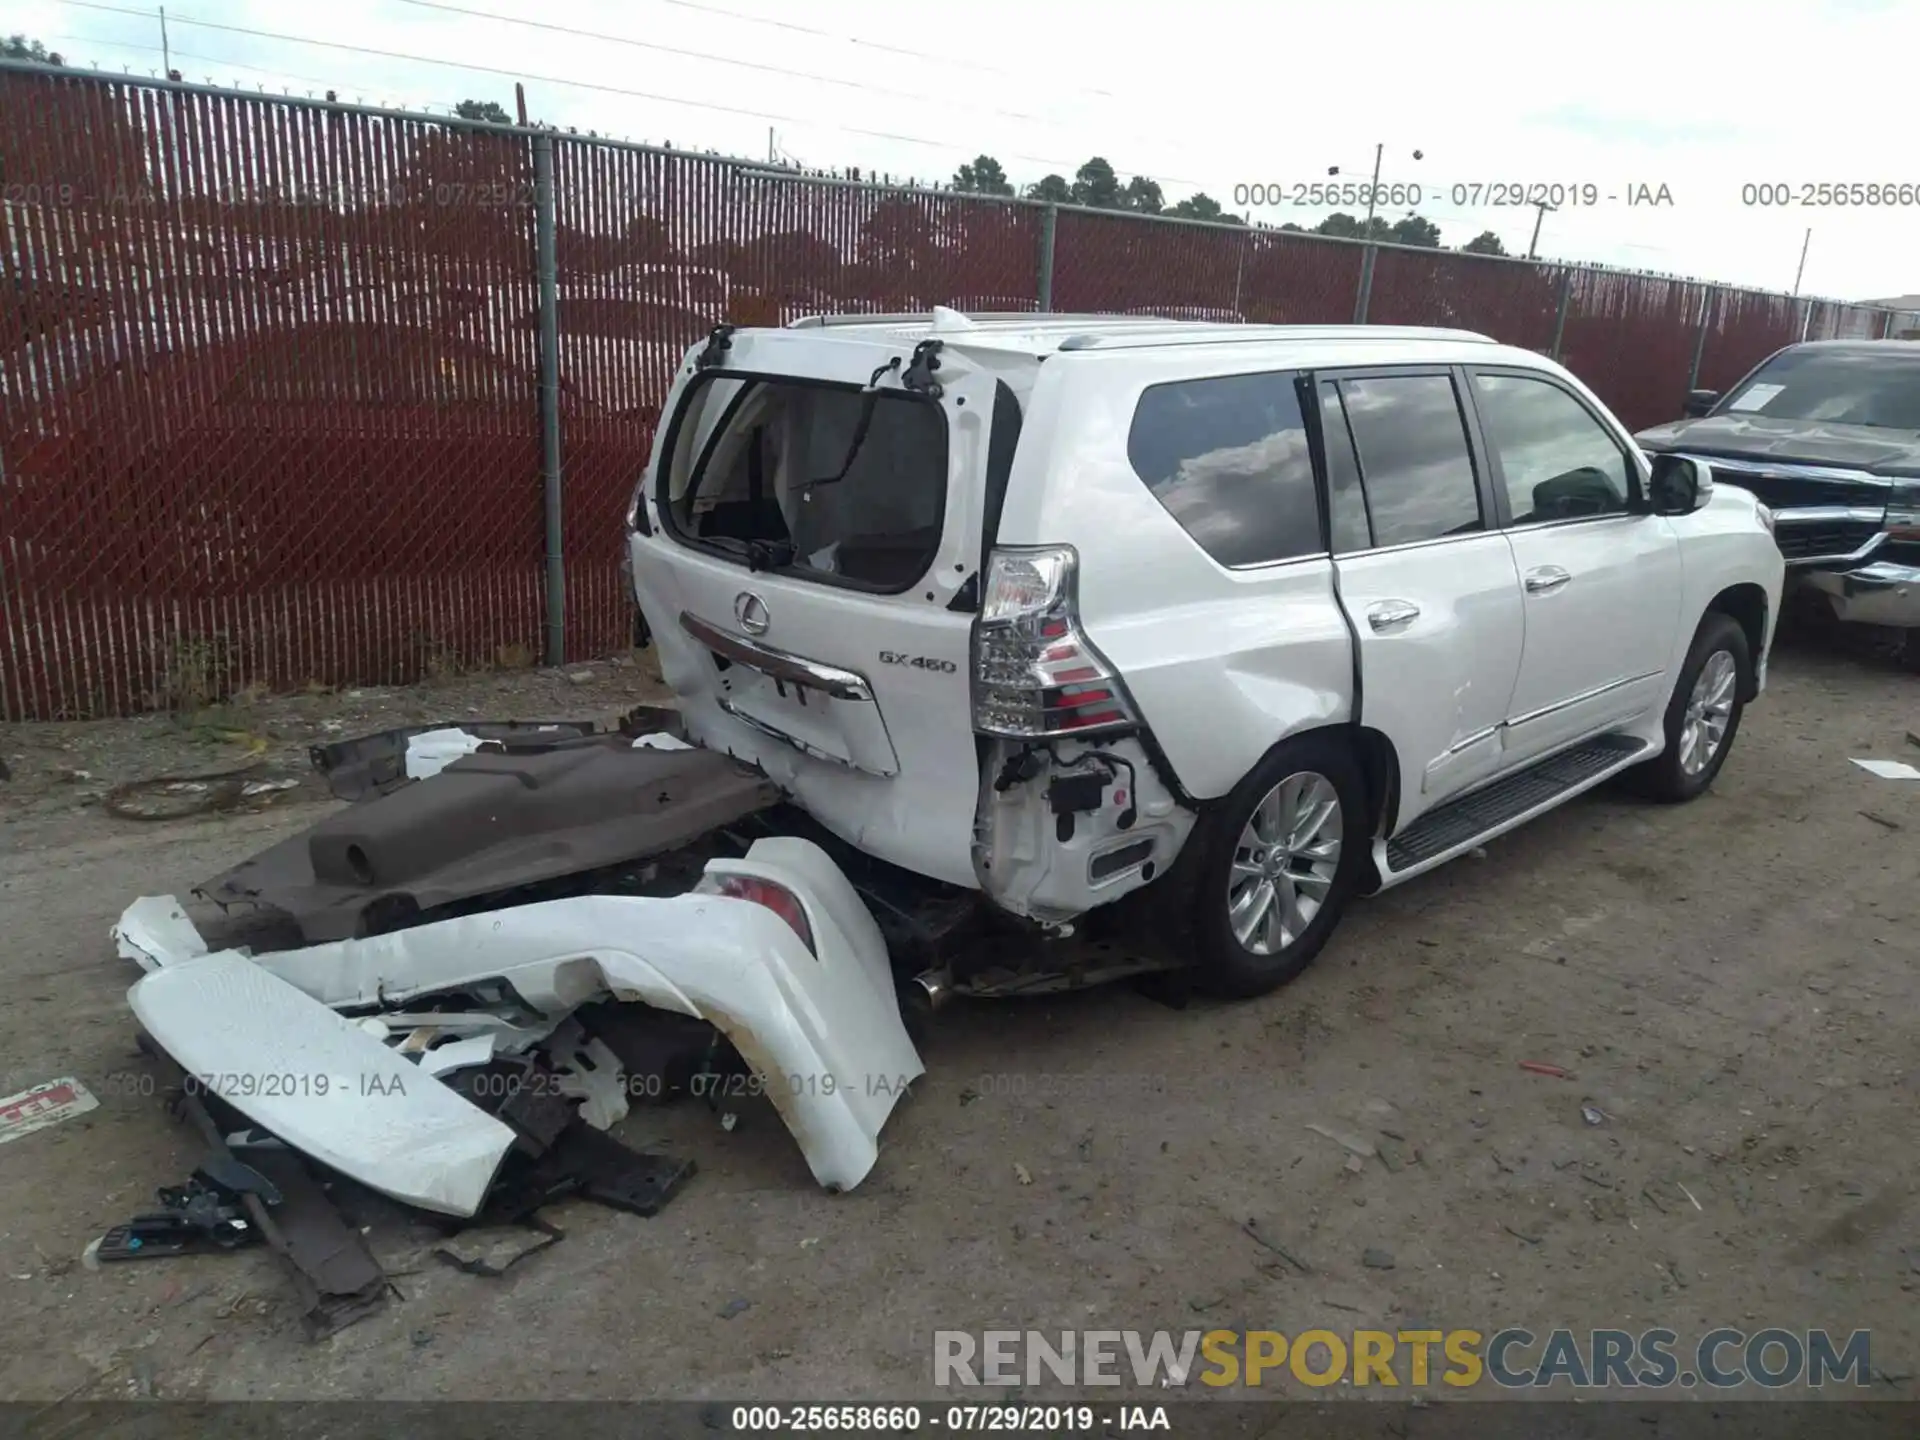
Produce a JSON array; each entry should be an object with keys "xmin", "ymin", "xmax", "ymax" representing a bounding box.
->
[
  {"xmin": 1624, "ymin": 612, "xmax": 1750, "ymax": 803},
  {"xmin": 1190, "ymin": 733, "xmax": 1368, "ymax": 999}
]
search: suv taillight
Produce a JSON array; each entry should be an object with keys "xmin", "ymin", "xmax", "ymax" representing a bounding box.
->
[
  {"xmin": 695, "ymin": 872, "xmax": 815, "ymax": 954},
  {"xmin": 971, "ymin": 546, "xmax": 1138, "ymax": 738}
]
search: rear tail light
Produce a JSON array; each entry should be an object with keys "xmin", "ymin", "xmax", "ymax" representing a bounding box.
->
[
  {"xmin": 695, "ymin": 872, "xmax": 815, "ymax": 953},
  {"xmin": 971, "ymin": 546, "xmax": 1139, "ymax": 738}
]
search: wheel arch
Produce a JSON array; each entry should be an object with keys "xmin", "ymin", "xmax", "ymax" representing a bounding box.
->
[
  {"xmin": 1246, "ymin": 720, "xmax": 1401, "ymax": 839},
  {"xmin": 1703, "ymin": 582, "xmax": 1768, "ymax": 701}
]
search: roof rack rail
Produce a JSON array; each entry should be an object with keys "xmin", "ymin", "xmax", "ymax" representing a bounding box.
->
[
  {"xmin": 1056, "ymin": 325, "xmax": 1497, "ymax": 351},
  {"xmin": 786, "ymin": 311, "xmax": 1115, "ymax": 329}
]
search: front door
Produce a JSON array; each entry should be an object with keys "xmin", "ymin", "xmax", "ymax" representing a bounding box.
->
[
  {"xmin": 1463, "ymin": 367, "xmax": 1683, "ymax": 765},
  {"xmin": 1321, "ymin": 370, "xmax": 1526, "ymax": 828}
]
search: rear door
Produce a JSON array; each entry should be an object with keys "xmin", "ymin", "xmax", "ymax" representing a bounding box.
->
[
  {"xmin": 1320, "ymin": 368, "xmax": 1527, "ymax": 826},
  {"xmin": 629, "ymin": 328, "xmax": 1010, "ymax": 887}
]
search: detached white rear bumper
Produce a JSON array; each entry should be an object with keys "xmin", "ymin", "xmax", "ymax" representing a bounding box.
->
[{"xmin": 119, "ymin": 838, "xmax": 922, "ymax": 1212}]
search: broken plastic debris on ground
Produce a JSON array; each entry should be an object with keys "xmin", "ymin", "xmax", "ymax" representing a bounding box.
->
[
  {"xmin": 97, "ymin": 710, "xmax": 925, "ymax": 1337},
  {"xmin": 0, "ymin": 1077, "xmax": 99, "ymax": 1145}
]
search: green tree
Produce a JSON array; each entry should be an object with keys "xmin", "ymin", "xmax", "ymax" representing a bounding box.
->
[
  {"xmin": 952, "ymin": 154, "xmax": 1013, "ymax": 196},
  {"xmin": 1122, "ymin": 175, "xmax": 1164, "ymax": 213},
  {"xmin": 1170, "ymin": 192, "xmax": 1243, "ymax": 224},
  {"xmin": 1388, "ymin": 215, "xmax": 1442, "ymax": 248},
  {"xmin": 454, "ymin": 98, "xmax": 513, "ymax": 124},
  {"xmin": 3, "ymin": 34, "xmax": 65, "ymax": 64},
  {"xmin": 1313, "ymin": 211, "xmax": 1388, "ymax": 241},
  {"xmin": 1025, "ymin": 173, "xmax": 1073, "ymax": 203},
  {"xmin": 1461, "ymin": 229, "xmax": 1508, "ymax": 256},
  {"xmin": 1070, "ymin": 157, "xmax": 1122, "ymax": 208}
]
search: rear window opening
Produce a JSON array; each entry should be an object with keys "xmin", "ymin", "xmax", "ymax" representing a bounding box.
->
[{"xmin": 660, "ymin": 372, "xmax": 948, "ymax": 593}]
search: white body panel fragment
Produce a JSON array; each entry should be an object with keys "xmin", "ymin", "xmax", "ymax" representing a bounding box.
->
[
  {"xmin": 128, "ymin": 952, "xmax": 519, "ymax": 1216},
  {"xmin": 117, "ymin": 839, "xmax": 920, "ymax": 1200}
]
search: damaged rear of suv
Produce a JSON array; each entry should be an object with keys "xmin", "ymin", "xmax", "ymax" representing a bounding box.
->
[
  {"xmin": 634, "ymin": 309, "xmax": 1781, "ymax": 998},
  {"xmin": 630, "ymin": 312, "xmax": 1197, "ymax": 964}
]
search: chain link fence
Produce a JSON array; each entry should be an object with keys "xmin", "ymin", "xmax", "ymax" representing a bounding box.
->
[{"xmin": 4, "ymin": 63, "xmax": 1913, "ymax": 718}]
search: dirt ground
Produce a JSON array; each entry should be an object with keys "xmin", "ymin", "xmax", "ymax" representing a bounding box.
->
[{"xmin": 0, "ymin": 626, "xmax": 1915, "ymax": 1407}]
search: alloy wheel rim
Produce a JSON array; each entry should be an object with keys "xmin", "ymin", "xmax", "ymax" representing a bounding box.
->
[
  {"xmin": 1228, "ymin": 771, "xmax": 1343, "ymax": 957},
  {"xmin": 1680, "ymin": 649, "xmax": 1737, "ymax": 776}
]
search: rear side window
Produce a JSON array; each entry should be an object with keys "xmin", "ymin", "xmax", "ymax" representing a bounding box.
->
[
  {"xmin": 1335, "ymin": 374, "xmax": 1483, "ymax": 547},
  {"xmin": 1126, "ymin": 371, "xmax": 1324, "ymax": 567}
]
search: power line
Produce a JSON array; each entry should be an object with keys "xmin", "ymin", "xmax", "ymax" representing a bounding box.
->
[
  {"xmin": 396, "ymin": 0, "xmax": 1058, "ymax": 128},
  {"xmin": 643, "ymin": 0, "xmax": 1125, "ymax": 99},
  {"xmin": 53, "ymin": 0, "xmax": 1211, "ymax": 189},
  {"xmin": 48, "ymin": 29, "xmax": 409, "ymax": 101}
]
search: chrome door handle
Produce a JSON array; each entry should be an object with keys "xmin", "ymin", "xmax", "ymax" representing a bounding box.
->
[
  {"xmin": 1366, "ymin": 599, "xmax": 1421, "ymax": 632},
  {"xmin": 1525, "ymin": 566, "xmax": 1572, "ymax": 595}
]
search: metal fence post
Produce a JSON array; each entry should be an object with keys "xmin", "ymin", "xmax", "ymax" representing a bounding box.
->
[
  {"xmin": 1686, "ymin": 287, "xmax": 1715, "ymax": 391},
  {"xmin": 1548, "ymin": 268, "xmax": 1573, "ymax": 361},
  {"xmin": 1353, "ymin": 244, "xmax": 1376, "ymax": 324},
  {"xmin": 533, "ymin": 132, "xmax": 565, "ymax": 669},
  {"xmin": 1037, "ymin": 203, "xmax": 1057, "ymax": 312}
]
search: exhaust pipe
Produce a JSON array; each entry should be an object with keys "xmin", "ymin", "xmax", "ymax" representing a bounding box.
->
[{"xmin": 913, "ymin": 968, "xmax": 953, "ymax": 1013}]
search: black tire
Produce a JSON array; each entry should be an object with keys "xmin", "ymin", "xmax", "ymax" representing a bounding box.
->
[
  {"xmin": 1189, "ymin": 732, "xmax": 1369, "ymax": 999},
  {"xmin": 1623, "ymin": 611, "xmax": 1751, "ymax": 803}
]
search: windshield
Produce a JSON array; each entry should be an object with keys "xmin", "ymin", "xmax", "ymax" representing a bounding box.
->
[
  {"xmin": 1719, "ymin": 346, "xmax": 1920, "ymax": 429},
  {"xmin": 663, "ymin": 374, "xmax": 948, "ymax": 592}
]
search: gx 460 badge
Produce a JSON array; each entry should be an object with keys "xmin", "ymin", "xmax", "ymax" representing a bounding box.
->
[{"xmin": 879, "ymin": 652, "xmax": 957, "ymax": 673}]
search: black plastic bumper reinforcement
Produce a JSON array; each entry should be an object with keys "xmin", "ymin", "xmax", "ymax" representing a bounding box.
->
[{"xmin": 1385, "ymin": 733, "xmax": 1649, "ymax": 872}]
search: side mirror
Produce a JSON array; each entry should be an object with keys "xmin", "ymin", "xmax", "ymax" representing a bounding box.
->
[
  {"xmin": 1683, "ymin": 388, "xmax": 1719, "ymax": 418},
  {"xmin": 1648, "ymin": 454, "xmax": 1714, "ymax": 516}
]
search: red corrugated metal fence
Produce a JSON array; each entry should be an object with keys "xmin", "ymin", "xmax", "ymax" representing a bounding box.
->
[{"xmin": 0, "ymin": 65, "xmax": 1895, "ymax": 719}]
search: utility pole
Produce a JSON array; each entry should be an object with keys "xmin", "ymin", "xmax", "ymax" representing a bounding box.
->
[
  {"xmin": 768, "ymin": 127, "xmax": 775, "ymax": 164},
  {"xmin": 1527, "ymin": 199, "xmax": 1556, "ymax": 260},
  {"xmin": 1363, "ymin": 142, "xmax": 1384, "ymax": 238},
  {"xmin": 514, "ymin": 81, "xmax": 528, "ymax": 126},
  {"xmin": 1330, "ymin": 144, "xmax": 1422, "ymax": 242},
  {"xmin": 1791, "ymin": 227, "xmax": 1812, "ymax": 296},
  {"xmin": 158, "ymin": 6, "xmax": 171, "ymax": 75}
]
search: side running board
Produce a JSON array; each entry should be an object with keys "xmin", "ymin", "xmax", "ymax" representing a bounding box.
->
[{"xmin": 1374, "ymin": 733, "xmax": 1653, "ymax": 888}]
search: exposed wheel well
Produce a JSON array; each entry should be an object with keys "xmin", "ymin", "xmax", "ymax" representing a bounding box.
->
[
  {"xmin": 1704, "ymin": 583, "xmax": 1768, "ymax": 700},
  {"xmin": 1280, "ymin": 721, "xmax": 1400, "ymax": 838}
]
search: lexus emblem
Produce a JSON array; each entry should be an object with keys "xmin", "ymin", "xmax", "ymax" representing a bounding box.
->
[{"xmin": 734, "ymin": 591, "xmax": 770, "ymax": 636}]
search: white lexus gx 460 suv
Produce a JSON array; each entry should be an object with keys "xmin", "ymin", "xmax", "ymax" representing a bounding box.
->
[{"xmin": 626, "ymin": 311, "xmax": 1785, "ymax": 1000}]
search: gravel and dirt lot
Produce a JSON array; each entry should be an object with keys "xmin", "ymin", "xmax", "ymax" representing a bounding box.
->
[{"xmin": 0, "ymin": 628, "xmax": 1914, "ymax": 1406}]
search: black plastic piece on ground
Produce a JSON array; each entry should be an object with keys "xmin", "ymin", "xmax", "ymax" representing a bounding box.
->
[
  {"xmin": 478, "ymin": 1120, "xmax": 696, "ymax": 1225},
  {"xmin": 1385, "ymin": 733, "xmax": 1647, "ymax": 871},
  {"xmin": 136, "ymin": 1032, "xmax": 389, "ymax": 1339},
  {"xmin": 553, "ymin": 1124, "xmax": 697, "ymax": 1217}
]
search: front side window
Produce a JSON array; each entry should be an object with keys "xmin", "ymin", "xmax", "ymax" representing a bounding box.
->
[
  {"xmin": 1719, "ymin": 345, "xmax": 1920, "ymax": 429},
  {"xmin": 1471, "ymin": 372, "xmax": 1632, "ymax": 524},
  {"xmin": 664, "ymin": 375, "xmax": 947, "ymax": 592},
  {"xmin": 1336, "ymin": 374, "xmax": 1483, "ymax": 547},
  {"xmin": 1126, "ymin": 370, "xmax": 1323, "ymax": 567}
]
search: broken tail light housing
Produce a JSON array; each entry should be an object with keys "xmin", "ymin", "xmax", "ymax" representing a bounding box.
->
[
  {"xmin": 695, "ymin": 872, "xmax": 816, "ymax": 954},
  {"xmin": 971, "ymin": 545, "xmax": 1139, "ymax": 738}
]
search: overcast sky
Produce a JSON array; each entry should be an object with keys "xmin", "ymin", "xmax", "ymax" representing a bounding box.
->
[{"xmin": 11, "ymin": 0, "xmax": 1917, "ymax": 301}]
